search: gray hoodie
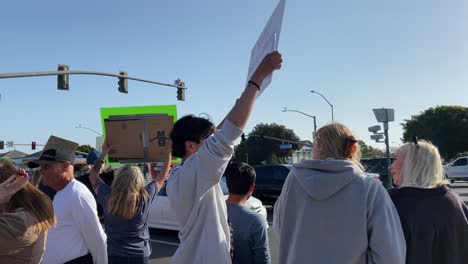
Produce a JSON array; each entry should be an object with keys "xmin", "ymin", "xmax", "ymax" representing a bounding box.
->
[{"xmin": 273, "ymin": 159, "xmax": 406, "ymax": 264}]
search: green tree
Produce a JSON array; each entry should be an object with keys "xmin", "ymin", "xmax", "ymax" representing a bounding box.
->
[
  {"xmin": 358, "ymin": 140, "xmax": 385, "ymax": 159},
  {"xmin": 402, "ymin": 105, "xmax": 468, "ymax": 160},
  {"xmin": 77, "ymin": 144, "xmax": 95, "ymax": 154},
  {"xmin": 234, "ymin": 123, "xmax": 300, "ymax": 165},
  {"xmin": 0, "ymin": 157, "xmax": 13, "ymax": 165}
]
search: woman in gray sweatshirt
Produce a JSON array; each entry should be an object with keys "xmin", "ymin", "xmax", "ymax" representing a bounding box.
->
[{"xmin": 273, "ymin": 123, "xmax": 406, "ymax": 264}]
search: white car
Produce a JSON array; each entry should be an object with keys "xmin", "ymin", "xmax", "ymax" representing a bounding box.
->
[
  {"xmin": 148, "ymin": 177, "xmax": 268, "ymax": 230},
  {"xmin": 443, "ymin": 156, "xmax": 468, "ymax": 183}
]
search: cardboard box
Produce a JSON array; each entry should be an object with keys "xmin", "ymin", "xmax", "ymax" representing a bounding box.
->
[{"xmin": 104, "ymin": 114, "xmax": 173, "ymax": 163}]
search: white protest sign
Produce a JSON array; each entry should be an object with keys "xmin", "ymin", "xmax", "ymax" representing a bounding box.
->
[
  {"xmin": 246, "ymin": 0, "xmax": 286, "ymax": 96},
  {"xmin": 96, "ymin": 136, "xmax": 104, "ymax": 151}
]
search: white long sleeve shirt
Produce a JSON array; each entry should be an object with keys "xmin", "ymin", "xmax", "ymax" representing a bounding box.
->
[
  {"xmin": 42, "ymin": 180, "xmax": 107, "ymax": 264},
  {"xmin": 167, "ymin": 120, "xmax": 243, "ymax": 264}
]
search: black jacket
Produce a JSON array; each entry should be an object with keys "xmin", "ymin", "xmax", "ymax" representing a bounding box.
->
[{"xmin": 389, "ymin": 185, "xmax": 468, "ymax": 264}]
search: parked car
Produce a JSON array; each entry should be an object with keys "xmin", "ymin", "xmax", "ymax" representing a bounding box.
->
[
  {"xmin": 252, "ymin": 164, "xmax": 292, "ymax": 206},
  {"xmin": 148, "ymin": 177, "xmax": 268, "ymax": 230},
  {"xmin": 443, "ymin": 156, "xmax": 468, "ymax": 183},
  {"xmin": 252, "ymin": 162, "xmax": 383, "ymax": 206},
  {"xmin": 361, "ymin": 158, "xmax": 393, "ymax": 187}
]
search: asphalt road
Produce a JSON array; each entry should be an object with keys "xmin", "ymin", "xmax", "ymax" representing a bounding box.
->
[
  {"xmin": 148, "ymin": 208, "xmax": 278, "ymax": 264},
  {"xmin": 450, "ymin": 181, "xmax": 468, "ymax": 205},
  {"xmin": 148, "ymin": 181, "xmax": 468, "ymax": 264}
]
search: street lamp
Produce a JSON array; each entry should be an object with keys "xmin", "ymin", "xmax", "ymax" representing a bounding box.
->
[
  {"xmin": 282, "ymin": 107, "xmax": 317, "ymax": 135},
  {"xmin": 75, "ymin": 124, "xmax": 103, "ymax": 136},
  {"xmin": 371, "ymin": 108, "xmax": 395, "ymax": 188},
  {"xmin": 310, "ymin": 90, "xmax": 334, "ymax": 122}
]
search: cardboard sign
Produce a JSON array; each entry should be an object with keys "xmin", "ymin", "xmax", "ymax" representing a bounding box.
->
[
  {"xmin": 100, "ymin": 105, "xmax": 178, "ymax": 165},
  {"xmin": 104, "ymin": 114, "xmax": 173, "ymax": 163},
  {"xmin": 104, "ymin": 119, "xmax": 145, "ymax": 160},
  {"xmin": 44, "ymin": 135, "xmax": 79, "ymax": 154}
]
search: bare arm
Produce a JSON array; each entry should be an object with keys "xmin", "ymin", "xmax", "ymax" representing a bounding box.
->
[
  {"xmin": 89, "ymin": 142, "xmax": 111, "ymax": 195},
  {"xmin": 218, "ymin": 51, "xmax": 282, "ymax": 130},
  {"xmin": 150, "ymin": 152, "xmax": 172, "ymax": 192}
]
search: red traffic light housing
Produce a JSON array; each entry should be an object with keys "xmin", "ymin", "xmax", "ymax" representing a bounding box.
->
[{"xmin": 32, "ymin": 141, "xmax": 36, "ymax": 150}]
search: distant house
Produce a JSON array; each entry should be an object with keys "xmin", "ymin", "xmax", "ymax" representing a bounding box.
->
[
  {"xmin": 291, "ymin": 140, "xmax": 313, "ymax": 164},
  {"xmin": 0, "ymin": 150, "xmax": 28, "ymax": 167}
]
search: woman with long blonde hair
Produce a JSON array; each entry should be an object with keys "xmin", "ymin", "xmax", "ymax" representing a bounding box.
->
[
  {"xmin": 89, "ymin": 143, "xmax": 171, "ymax": 264},
  {"xmin": 273, "ymin": 123, "xmax": 406, "ymax": 264},
  {"xmin": 0, "ymin": 159, "xmax": 56, "ymax": 264},
  {"xmin": 389, "ymin": 139, "xmax": 468, "ymax": 264}
]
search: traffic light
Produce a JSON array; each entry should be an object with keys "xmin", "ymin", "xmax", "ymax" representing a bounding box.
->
[
  {"xmin": 174, "ymin": 79, "xmax": 185, "ymax": 101},
  {"xmin": 57, "ymin": 64, "xmax": 69, "ymax": 90},
  {"xmin": 241, "ymin": 133, "xmax": 246, "ymax": 142},
  {"xmin": 118, "ymin": 71, "xmax": 128, "ymax": 93},
  {"xmin": 0, "ymin": 141, "xmax": 4, "ymax": 150},
  {"xmin": 32, "ymin": 141, "xmax": 36, "ymax": 150},
  {"xmin": 177, "ymin": 87, "xmax": 185, "ymax": 101}
]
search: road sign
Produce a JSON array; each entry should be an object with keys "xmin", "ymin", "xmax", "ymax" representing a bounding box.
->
[
  {"xmin": 280, "ymin": 143, "xmax": 292, "ymax": 150},
  {"xmin": 6, "ymin": 141, "xmax": 13, "ymax": 148}
]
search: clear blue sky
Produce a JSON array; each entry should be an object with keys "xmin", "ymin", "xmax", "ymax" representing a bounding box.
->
[{"xmin": 1, "ymin": 0, "xmax": 467, "ymax": 154}]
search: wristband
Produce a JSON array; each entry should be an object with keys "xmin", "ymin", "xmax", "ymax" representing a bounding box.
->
[{"xmin": 248, "ymin": 80, "xmax": 261, "ymax": 91}]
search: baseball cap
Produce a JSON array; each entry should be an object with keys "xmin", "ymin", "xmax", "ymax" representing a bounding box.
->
[
  {"xmin": 86, "ymin": 150, "xmax": 102, "ymax": 165},
  {"xmin": 28, "ymin": 136, "xmax": 79, "ymax": 168}
]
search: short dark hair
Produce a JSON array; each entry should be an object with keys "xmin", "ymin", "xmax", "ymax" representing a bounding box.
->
[
  {"xmin": 225, "ymin": 161, "xmax": 256, "ymax": 195},
  {"xmin": 170, "ymin": 115, "xmax": 215, "ymax": 158}
]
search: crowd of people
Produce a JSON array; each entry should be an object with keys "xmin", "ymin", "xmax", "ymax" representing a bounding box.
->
[{"xmin": 0, "ymin": 50, "xmax": 467, "ymax": 264}]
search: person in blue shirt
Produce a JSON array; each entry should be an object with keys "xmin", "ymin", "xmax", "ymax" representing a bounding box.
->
[
  {"xmin": 225, "ymin": 161, "xmax": 271, "ymax": 264},
  {"xmin": 90, "ymin": 143, "xmax": 171, "ymax": 264}
]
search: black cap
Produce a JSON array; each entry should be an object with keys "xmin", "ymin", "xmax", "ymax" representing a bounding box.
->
[
  {"xmin": 27, "ymin": 135, "xmax": 79, "ymax": 168},
  {"xmin": 28, "ymin": 148, "xmax": 76, "ymax": 168}
]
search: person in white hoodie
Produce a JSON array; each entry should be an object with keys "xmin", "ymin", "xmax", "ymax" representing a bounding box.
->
[
  {"xmin": 273, "ymin": 123, "xmax": 406, "ymax": 264},
  {"xmin": 166, "ymin": 51, "xmax": 282, "ymax": 264}
]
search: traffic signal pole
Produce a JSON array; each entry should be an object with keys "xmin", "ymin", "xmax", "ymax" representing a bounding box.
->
[{"xmin": 0, "ymin": 70, "xmax": 187, "ymax": 100}]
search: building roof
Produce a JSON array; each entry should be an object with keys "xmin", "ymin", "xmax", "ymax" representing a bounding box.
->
[{"xmin": 0, "ymin": 150, "xmax": 28, "ymax": 159}]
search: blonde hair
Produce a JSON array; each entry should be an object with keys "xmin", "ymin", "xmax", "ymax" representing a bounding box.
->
[
  {"xmin": 314, "ymin": 123, "xmax": 364, "ymax": 171},
  {"xmin": 396, "ymin": 140, "xmax": 448, "ymax": 188},
  {"xmin": 107, "ymin": 165, "xmax": 148, "ymax": 219},
  {"xmin": 0, "ymin": 160, "xmax": 56, "ymax": 232}
]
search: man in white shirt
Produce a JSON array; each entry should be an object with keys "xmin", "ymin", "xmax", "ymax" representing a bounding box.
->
[
  {"xmin": 28, "ymin": 136, "xmax": 107, "ymax": 264},
  {"xmin": 166, "ymin": 51, "xmax": 282, "ymax": 264}
]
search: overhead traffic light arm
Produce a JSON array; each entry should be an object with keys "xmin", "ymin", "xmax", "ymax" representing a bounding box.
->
[{"xmin": 0, "ymin": 70, "xmax": 186, "ymax": 100}]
